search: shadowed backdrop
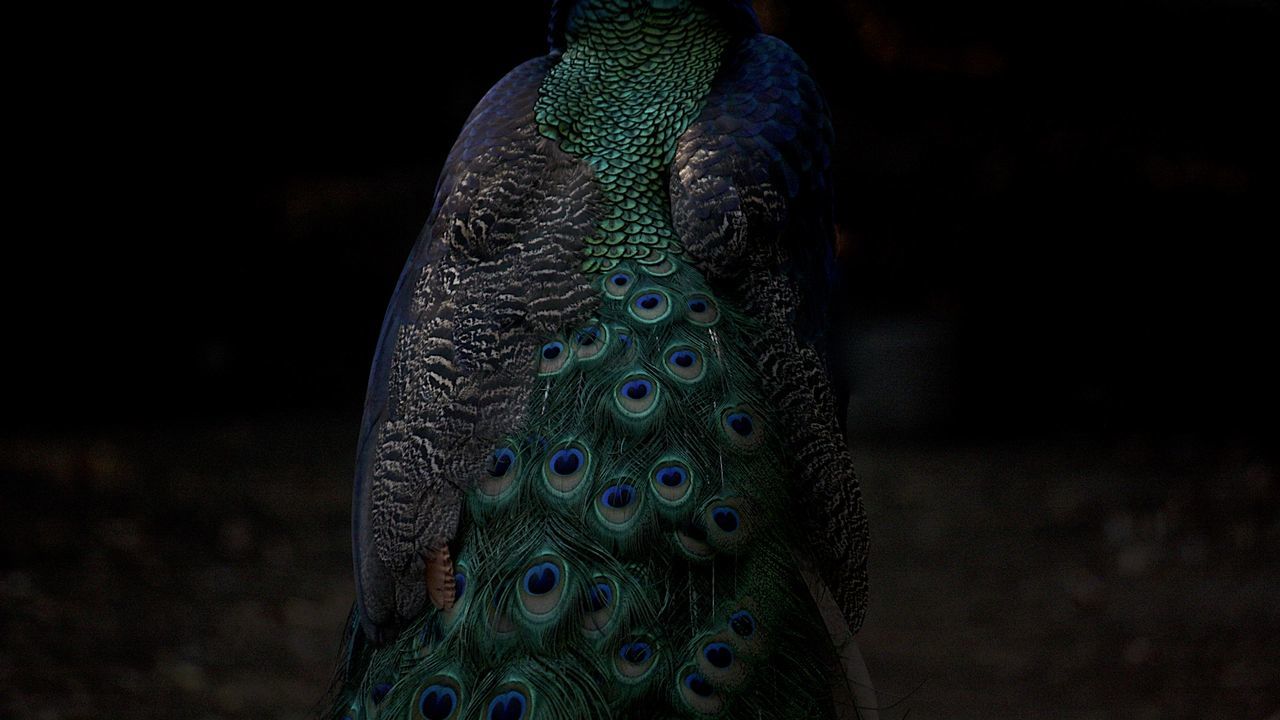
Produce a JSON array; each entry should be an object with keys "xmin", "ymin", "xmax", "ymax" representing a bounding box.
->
[{"xmin": 5, "ymin": 1, "xmax": 1277, "ymax": 718}]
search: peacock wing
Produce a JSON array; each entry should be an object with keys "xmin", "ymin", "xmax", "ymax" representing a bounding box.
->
[{"xmin": 353, "ymin": 55, "xmax": 602, "ymax": 642}]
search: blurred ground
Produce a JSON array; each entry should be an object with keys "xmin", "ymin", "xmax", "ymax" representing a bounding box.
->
[
  {"xmin": 856, "ymin": 438, "xmax": 1279, "ymax": 719},
  {"xmin": 2, "ymin": 420, "xmax": 1275, "ymax": 719},
  {"xmin": 0, "ymin": 423, "xmax": 353, "ymax": 720}
]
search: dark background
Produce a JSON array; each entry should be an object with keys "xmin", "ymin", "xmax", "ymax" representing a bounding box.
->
[{"xmin": 4, "ymin": 1, "xmax": 1277, "ymax": 718}]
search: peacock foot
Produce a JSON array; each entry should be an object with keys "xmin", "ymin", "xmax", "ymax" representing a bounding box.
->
[{"xmin": 425, "ymin": 547, "xmax": 456, "ymax": 611}]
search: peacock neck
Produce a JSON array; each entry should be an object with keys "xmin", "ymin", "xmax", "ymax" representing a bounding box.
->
[{"xmin": 536, "ymin": 0, "xmax": 731, "ymax": 274}]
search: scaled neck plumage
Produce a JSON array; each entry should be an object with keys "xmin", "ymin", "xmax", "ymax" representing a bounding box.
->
[{"xmin": 536, "ymin": 0, "xmax": 731, "ymax": 273}]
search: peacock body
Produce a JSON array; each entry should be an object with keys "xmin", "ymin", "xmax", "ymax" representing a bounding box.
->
[{"xmin": 332, "ymin": 2, "xmax": 870, "ymax": 718}]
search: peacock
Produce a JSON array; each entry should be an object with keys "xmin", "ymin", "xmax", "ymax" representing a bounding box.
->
[{"xmin": 328, "ymin": 1, "xmax": 872, "ymax": 718}]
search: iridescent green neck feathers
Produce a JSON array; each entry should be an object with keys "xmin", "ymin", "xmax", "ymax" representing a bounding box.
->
[{"xmin": 536, "ymin": 0, "xmax": 730, "ymax": 273}]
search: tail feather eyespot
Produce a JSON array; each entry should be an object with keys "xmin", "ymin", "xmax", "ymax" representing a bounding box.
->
[
  {"xmin": 629, "ymin": 291, "xmax": 671, "ymax": 322},
  {"xmin": 685, "ymin": 295, "xmax": 720, "ymax": 325},
  {"xmin": 486, "ymin": 690, "xmax": 527, "ymax": 720},
  {"xmin": 418, "ymin": 683, "xmax": 459, "ymax": 720},
  {"xmin": 538, "ymin": 341, "xmax": 570, "ymax": 375},
  {"xmin": 544, "ymin": 444, "xmax": 589, "ymax": 494},
  {"xmin": 665, "ymin": 347, "xmax": 705, "ymax": 382}
]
